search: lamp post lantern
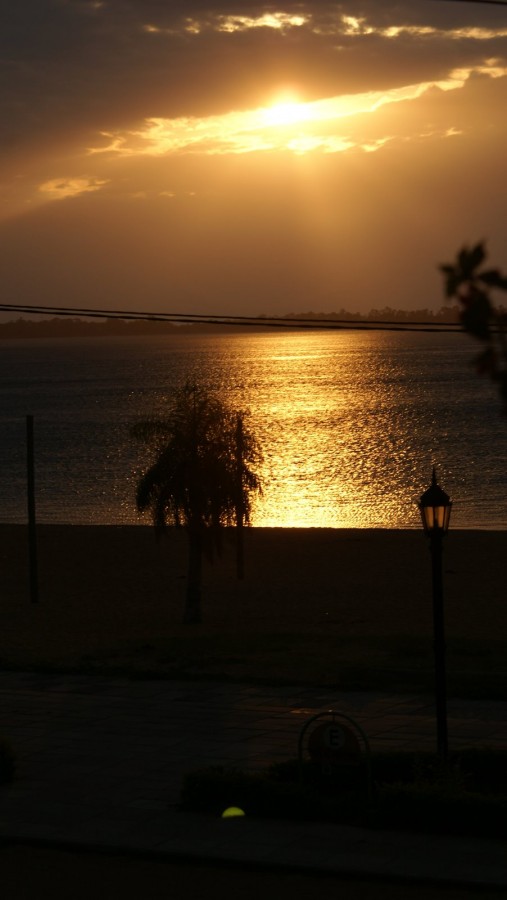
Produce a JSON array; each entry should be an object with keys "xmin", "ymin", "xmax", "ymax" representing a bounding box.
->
[{"xmin": 418, "ymin": 468, "xmax": 452, "ymax": 762}]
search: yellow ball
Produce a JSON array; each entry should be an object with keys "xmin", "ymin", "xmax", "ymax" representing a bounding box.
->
[{"xmin": 221, "ymin": 806, "xmax": 246, "ymax": 818}]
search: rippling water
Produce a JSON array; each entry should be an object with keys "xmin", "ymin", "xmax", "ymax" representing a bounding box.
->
[{"xmin": 1, "ymin": 330, "xmax": 506, "ymax": 528}]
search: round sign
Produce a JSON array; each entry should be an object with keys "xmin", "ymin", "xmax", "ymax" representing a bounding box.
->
[{"xmin": 308, "ymin": 721, "xmax": 361, "ymax": 766}]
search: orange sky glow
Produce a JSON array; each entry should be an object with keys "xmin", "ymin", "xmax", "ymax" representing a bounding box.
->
[{"xmin": 1, "ymin": 1, "xmax": 507, "ymax": 316}]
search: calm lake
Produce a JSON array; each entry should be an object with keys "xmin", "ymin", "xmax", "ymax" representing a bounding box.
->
[{"xmin": 1, "ymin": 329, "xmax": 506, "ymax": 528}]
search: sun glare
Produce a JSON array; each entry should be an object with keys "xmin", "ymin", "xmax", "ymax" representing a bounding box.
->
[
  {"xmin": 84, "ymin": 59, "xmax": 507, "ymax": 162},
  {"xmin": 262, "ymin": 95, "xmax": 311, "ymax": 127}
]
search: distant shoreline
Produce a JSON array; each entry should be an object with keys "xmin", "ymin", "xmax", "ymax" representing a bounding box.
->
[
  {"xmin": 0, "ymin": 308, "xmax": 462, "ymax": 340},
  {"xmin": 3, "ymin": 522, "xmax": 507, "ymax": 531}
]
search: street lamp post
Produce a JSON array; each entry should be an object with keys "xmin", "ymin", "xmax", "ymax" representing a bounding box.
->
[{"xmin": 418, "ymin": 469, "xmax": 452, "ymax": 762}]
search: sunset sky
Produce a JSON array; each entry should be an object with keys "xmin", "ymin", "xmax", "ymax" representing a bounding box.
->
[{"xmin": 1, "ymin": 0, "xmax": 507, "ymax": 317}]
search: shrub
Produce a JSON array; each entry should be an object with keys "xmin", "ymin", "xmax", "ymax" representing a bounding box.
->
[
  {"xmin": 180, "ymin": 748, "xmax": 507, "ymax": 837},
  {"xmin": 372, "ymin": 782, "xmax": 507, "ymax": 838}
]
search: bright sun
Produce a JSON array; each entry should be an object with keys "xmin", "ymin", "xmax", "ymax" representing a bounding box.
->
[{"xmin": 262, "ymin": 92, "xmax": 310, "ymax": 127}]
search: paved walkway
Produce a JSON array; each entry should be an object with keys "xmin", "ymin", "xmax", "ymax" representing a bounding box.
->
[{"xmin": 0, "ymin": 672, "xmax": 506, "ymax": 887}]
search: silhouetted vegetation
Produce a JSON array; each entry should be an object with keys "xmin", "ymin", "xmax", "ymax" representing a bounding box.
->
[
  {"xmin": 0, "ymin": 306, "xmax": 461, "ymax": 339},
  {"xmin": 181, "ymin": 747, "xmax": 507, "ymax": 838},
  {"xmin": 0, "ymin": 317, "xmax": 187, "ymax": 338},
  {"xmin": 441, "ymin": 242, "xmax": 507, "ymax": 410},
  {"xmin": 132, "ymin": 382, "xmax": 262, "ymax": 623},
  {"xmin": 284, "ymin": 306, "xmax": 460, "ymax": 324}
]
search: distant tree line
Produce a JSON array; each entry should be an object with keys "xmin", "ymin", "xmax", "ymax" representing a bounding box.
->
[
  {"xmin": 0, "ymin": 306, "xmax": 465, "ymax": 339},
  {"xmin": 284, "ymin": 306, "xmax": 462, "ymax": 323},
  {"xmin": 0, "ymin": 317, "xmax": 203, "ymax": 339}
]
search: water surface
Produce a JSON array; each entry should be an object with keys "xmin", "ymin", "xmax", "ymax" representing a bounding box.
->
[{"xmin": 1, "ymin": 329, "xmax": 506, "ymax": 528}]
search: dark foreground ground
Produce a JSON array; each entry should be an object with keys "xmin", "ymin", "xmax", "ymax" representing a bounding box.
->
[
  {"xmin": 1, "ymin": 525, "xmax": 506, "ymax": 696},
  {"xmin": 2, "ymin": 529, "xmax": 507, "ymax": 895},
  {"xmin": 3, "ymin": 844, "xmax": 506, "ymax": 900}
]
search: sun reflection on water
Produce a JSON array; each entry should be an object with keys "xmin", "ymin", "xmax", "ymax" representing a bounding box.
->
[
  {"xmin": 208, "ymin": 329, "xmax": 500, "ymax": 529},
  {"xmin": 2, "ymin": 328, "xmax": 505, "ymax": 528}
]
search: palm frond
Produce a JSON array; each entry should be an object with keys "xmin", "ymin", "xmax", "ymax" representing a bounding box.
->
[{"xmin": 133, "ymin": 382, "xmax": 263, "ymax": 542}]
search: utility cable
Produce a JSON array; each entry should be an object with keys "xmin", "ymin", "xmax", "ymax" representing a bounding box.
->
[{"xmin": 0, "ymin": 302, "xmax": 462, "ymax": 333}]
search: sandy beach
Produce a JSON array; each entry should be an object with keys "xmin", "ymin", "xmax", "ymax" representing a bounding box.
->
[{"xmin": 1, "ymin": 524, "xmax": 505, "ymax": 660}]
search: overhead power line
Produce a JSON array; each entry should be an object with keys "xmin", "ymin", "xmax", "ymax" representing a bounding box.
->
[
  {"xmin": 438, "ymin": 0, "xmax": 507, "ymax": 6},
  {"xmin": 0, "ymin": 301, "xmax": 462, "ymax": 333}
]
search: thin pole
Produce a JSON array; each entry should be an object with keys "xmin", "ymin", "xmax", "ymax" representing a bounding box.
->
[
  {"xmin": 26, "ymin": 414, "xmax": 39, "ymax": 603},
  {"xmin": 235, "ymin": 415, "xmax": 244, "ymax": 580},
  {"xmin": 430, "ymin": 532, "xmax": 447, "ymax": 760}
]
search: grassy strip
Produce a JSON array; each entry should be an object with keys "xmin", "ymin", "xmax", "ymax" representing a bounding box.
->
[
  {"xmin": 58, "ymin": 634, "xmax": 507, "ymax": 698},
  {"xmin": 180, "ymin": 748, "xmax": 507, "ymax": 839}
]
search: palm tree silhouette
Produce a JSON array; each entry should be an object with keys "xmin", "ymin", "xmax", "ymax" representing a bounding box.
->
[{"xmin": 133, "ymin": 381, "xmax": 262, "ymax": 622}]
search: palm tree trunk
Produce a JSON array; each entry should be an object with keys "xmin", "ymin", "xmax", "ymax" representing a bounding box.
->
[
  {"xmin": 184, "ymin": 528, "xmax": 203, "ymax": 623},
  {"xmin": 235, "ymin": 414, "xmax": 244, "ymax": 580}
]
